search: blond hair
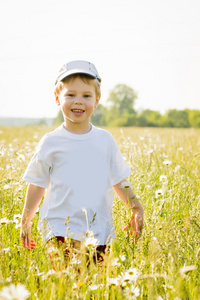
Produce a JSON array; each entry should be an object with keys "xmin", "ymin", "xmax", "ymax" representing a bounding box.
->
[{"xmin": 55, "ymin": 74, "xmax": 101, "ymax": 98}]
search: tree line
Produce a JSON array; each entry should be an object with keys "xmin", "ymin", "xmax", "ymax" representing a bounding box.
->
[{"xmin": 55, "ymin": 84, "xmax": 200, "ymax": 128}]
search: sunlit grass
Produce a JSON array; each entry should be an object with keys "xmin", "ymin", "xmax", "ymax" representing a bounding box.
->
[{"xmin": 0, "ymin": 126, "xmax": 200, "ymax": 299}]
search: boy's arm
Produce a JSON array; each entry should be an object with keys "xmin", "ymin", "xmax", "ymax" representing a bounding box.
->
[
  {"xmin": 113, "ymin": 179, "xmax": 144, "ymax": 241},
  {"xmin": 21, "ymin": 183, "xmax": 45, "ymax": 250}
]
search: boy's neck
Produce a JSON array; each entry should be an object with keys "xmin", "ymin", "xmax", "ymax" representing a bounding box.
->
[{"xmin": 63, "ymin": 121, "xmax": 92, "ymax": 134}]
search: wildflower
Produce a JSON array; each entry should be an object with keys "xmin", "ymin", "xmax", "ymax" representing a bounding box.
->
[
  {"xmin": 0, "ymin": 149, "xmax": 5, "ymax": 156},
  {"xmin": 17, "ymin": 154, "xmax": 25, "ymax": 162},
  {"xmin": 4, "ymin": 184, "xmax": 12, "ymax": 190},
  {"xmin": 88, "ymin": 284, "xmax": 102, "ymax": 291},
  {"xmin": 41, "ymin": 269, "xmax": 56, "ymax": 280},
  {"xmin": 13, "ymin": 214, "xmax": 22, "ymax": 223},
  {"xmin": 111, "ymin": 257, "xmax": 121, "ymax": 267},
  {"xmin": 84, "ymin": 232, "xmax": 99, "ymax": 248},
  {"xmin": 2, "ymin": 248, "xmax": 10, "ymax": 253},
  {"xmin": 107, "ymin": 277, "xmax": 120, "ymax": 286},
  {"xmin": 124, "ymin": 285, "xmax": 140, "ymax": 299},
  {"xmin": 0, "ymin": 218, "xmax": 11, "ymax": 224},
  {"xmin": 46, "ymin": 246, "xmax": 59, "ymax": 255},
  {"xmin": 122, "ymin": 268, "xmax": 140, "ymax": 282},
  {"xmin": 72, "ymin": 283, "xmax": 78, "ymax": 289},
  {"xmin": 120, "ymin": 181, "xmax": 132, "ymax": 189},
  {"xmin": 15, "ymin": 222, "xmax": 21, "ymax": 230},
  {"xmin": 14, "ymin": 243, "xmax": 21, "ymax": 251},
  {"xmin": 77, "ymin": 281, "xmax": 84, "ymax": 288},
  {"xmin": 34, "ymin": 292, "xmax": 39, "ymax": 300},
  {"xmin": 119, "ymin": 254, "xmax": 126, "ymax": 261},
  {"xmin": 70, "ymin": 256, "xmax": 81, "ymax": 265},
  {"xmin": 0, "ymin": 284, "xmax": 30, "ymax": 300},
  {"xmin": 147, "ymin": 149, "xmax": 154, "ymax": 155},
  {"xmin": 155, "ymin": 189, "xmax": 164, "ymax": 198},
  {"xmin": 163, "ymin": 160, "xmax": 172, "ymax": 166},
  {"xmin": 159, "ymin": 175, "xmax": 167, "ymax": 182},
  {"xmin": 174, "ymin": 165, "xmax": 181, "ymax": 172}
]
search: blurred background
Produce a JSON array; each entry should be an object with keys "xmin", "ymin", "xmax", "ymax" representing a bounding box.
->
[{"xmin": 0, "ymin": 0, "xmax": 200, "ymax": 126}]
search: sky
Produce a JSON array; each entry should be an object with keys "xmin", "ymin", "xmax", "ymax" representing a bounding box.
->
[{"xmin": 0, "ymin": 0, "xmax": 200, "ymax": 118}]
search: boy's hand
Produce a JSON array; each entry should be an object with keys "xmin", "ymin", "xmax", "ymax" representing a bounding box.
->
[
  {"xmin": 20, "ymin": 223, "xmax": 36, "ymax": 250},
  {"xmin": 123, "ymin": 213, "xmax": 142, "ymax": 242}
]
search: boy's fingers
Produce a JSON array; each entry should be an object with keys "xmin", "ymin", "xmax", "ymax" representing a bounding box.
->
[
  {"xmin": 21, "ymin": 230, "xmax": 36, "ymax": 250},
  {"xmin": 30, "ymin": 239, "xmax": 36, "ymax": 249}
]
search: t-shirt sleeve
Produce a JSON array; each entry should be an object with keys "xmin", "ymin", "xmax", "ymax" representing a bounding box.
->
[
  {"xmin": 23, "ymin": 136, "xmax": 52, "ymax": 188},
  {"xmin": 110, "ymin": 136, "xmax": 132, "ymax": 186}
]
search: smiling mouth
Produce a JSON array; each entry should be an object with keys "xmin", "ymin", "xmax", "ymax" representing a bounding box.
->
[{"xmin": 71, "ymin": 109, "xmax": 85, "ymax": 113}]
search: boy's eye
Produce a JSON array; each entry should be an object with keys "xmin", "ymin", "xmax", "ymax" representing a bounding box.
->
[
  {"xmin": 84, "ymin": 94, "xmax": 91, "ymax": 98},
  {"xmin": 67, "ymin": 94, "xmax": 75, "ymax": 97}
]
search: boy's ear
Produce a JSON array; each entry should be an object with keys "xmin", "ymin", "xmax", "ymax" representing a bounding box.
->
[
  {"xmin": 94, "ymin": 94, "xmax": 101, "ymax": 108},
  {"xmin": 54, "ymin": 91, "xmax": 60, "ymax": 106}
]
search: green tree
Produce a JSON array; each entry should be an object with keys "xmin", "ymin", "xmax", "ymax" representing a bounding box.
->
[
  {"xmin": 165, "ymin": 109, "xmax": 190, "ymax": 128},
  {"xmin": 187, "ymin": 109, "xmax": 200, "ymax": 128},
  {"xmin": 106, "ymin": 84, "xmax": 137, "ymax": 126},
  {"xmin": 137, "ymin": 109, "xmax": 162, "ymax": 127}
]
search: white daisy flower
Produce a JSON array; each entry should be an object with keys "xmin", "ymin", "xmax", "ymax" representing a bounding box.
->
[
  {"xmin": 2, "ymin": 248, "xmax": 10, "ymax": 253},
  {"xmin": 88, "ymin": 284, "xmax": 103, "ymax": 291},
  {"xmin": 119, "ymin": 254, "xmax": 126, "ymax": 261},
  {"xmin": 41, "ymin": 269, "xmax": 56, "ymax": 280},
  {"xmin": 111, "ymin": 257, "xmax": 121, "ymax": 266},
  {"xmin": 159, "ymin": 175, "xmax": 167, "ymax": 182},
  {"xmin": 84, "ymin": 230, "xmax": 99, "ymax": 248},
  {"xmin": 155, "ymin": 189, "xmax": 164, "ymax": 198},
  {"xmin": 174, "ymin": 165, "xmax": 181, "ymax": 172},
  {"xmin": 120, "ymin": 181, "xmax": 132, "ymax": 189},
  {"xmin": 124, "ymin": 285, "xmax": 140, "ymax": 298},
  {"xmin": 4, "ymin": 184, "xmax": 12, "ymax": 190},
  {"xmin": 0, "ymin": 284, "xmax": 30, "ymax": 300},
  {"xmin": 122, "ymin": 268, "xmax": 140, "ymax": 282},
  {"xmin": 84, "ymin": 235, "xmax": 99, "ymax": 248},
  {"xmin": 17, "ymin": 154, "xmax": 25, "ymax": 162},
  {"xmin": 13, "ymin": 214, "xmax": 22, "ymax": 223},
  {"xmin": 0, "ymin": 218, "xmax": 11, "ymax": 224},
  {"xmin": 107, "ymin": 277, "xmax": 120, "ymax": 286},
  {"xmin": 163, "ymin": 160, "xmax": 172, "ymax": 166}
]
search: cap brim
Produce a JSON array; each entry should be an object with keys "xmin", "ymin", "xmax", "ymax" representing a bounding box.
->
[{"xmin": 57, "ymin": 69, "xmax": 99, "ymax": 83}]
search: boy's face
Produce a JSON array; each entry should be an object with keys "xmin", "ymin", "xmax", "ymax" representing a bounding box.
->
[{"xmin": 55, "ymin": 76, "xmax": 100, "ymax": 133}]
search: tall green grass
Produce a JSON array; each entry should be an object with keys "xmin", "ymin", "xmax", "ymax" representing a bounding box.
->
[{"xmin": 0, "ymin": 126, "xmax": 200, "ymax": 299}]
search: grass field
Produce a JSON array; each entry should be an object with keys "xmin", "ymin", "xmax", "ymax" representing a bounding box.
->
[{"xmin": 0, "ymin": 126, "xmax": 200, "ymax": 299}]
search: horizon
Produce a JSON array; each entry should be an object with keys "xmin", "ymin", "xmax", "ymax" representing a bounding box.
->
[{"xmin": 1, "ymin": 0, "xmax": 200, "ymax": 118}]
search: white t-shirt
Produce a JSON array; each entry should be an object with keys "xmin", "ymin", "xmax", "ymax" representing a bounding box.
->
[{"xmin": 23, "ymin": 124, "xmax": 131, "ymax": 245}]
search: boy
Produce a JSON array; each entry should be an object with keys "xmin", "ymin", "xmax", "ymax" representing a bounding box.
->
[{"xmin": 20, "ymin": 60, "xmax": 144, "ymax": 260}]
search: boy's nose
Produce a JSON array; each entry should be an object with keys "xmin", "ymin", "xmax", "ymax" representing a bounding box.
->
[{"xmin": 74, "ymin": 96, "xmax": 83, "ymax": 105}]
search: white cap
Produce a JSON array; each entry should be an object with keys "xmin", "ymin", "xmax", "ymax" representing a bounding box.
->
[{"xmin": 55, "ymin": 60, "xmax": 101, "ymax": 84}]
